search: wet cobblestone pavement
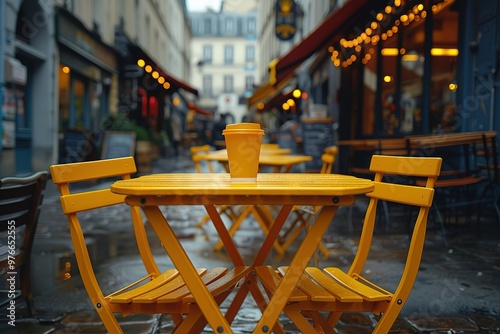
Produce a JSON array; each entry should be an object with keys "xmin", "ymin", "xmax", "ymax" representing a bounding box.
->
[{"xmin": 2, "ymin": 154, "xmax": 500, "ymax": 333}]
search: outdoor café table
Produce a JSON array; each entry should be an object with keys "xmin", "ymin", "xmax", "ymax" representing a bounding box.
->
[
  {"xmin": 213, "ymin": 147, "xmax": 293, "ymax": 156},
  {"xmin": 110, "ymin": 173, "xmax": 374, "ymax": 333},
  {"xmin": 202, "ymin": 150, "xmax": 313, "ymax": 173}
]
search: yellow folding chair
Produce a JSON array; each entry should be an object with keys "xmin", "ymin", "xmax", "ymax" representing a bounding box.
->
[
  {"xmin": 189, "ymin": 144, "xmax": 215, "ymax": 173},
  {"xmin": 50, "ymin": 156, "xmax": 249, "ymax": 333},
  {"xmin": 255, "ymin": 155, "xmax": 442, "ymax": 333},
  {"xmin": 0, "ymin": 171, "xmax": 48, "ymax": 316},
  {"xmin": 189, "ymin": 145, "xmax": 240, "ymax": 229},
  {"xmin": 280, "ymin": 146, "xmax": 339, "ymax": 258}
]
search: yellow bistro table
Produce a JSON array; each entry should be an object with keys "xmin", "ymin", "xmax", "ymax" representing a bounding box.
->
[
  {"xmin": 202, "ymin": 150, "xmax": 313, "ymax": 173},
  {"xmin": 212, "ymin": 147, "xmax": 293, "ymax": 156},
  {"xmin": 110, "ymin": 173, "xmax": 374, "ymax": 333}
]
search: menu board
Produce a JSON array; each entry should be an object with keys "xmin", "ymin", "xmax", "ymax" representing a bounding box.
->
[
  {"xmin": 60, "ymin": 129, "xmax": 93, "ymax": 163},
  {"xmin": 101, "ymin": 131, "xmax": 136, "ymax": 159},
  {"xmin": 302, "ymin": 118, "xmax": 334, "ymax": 171}
]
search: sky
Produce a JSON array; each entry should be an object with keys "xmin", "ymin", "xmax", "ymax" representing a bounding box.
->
[{"xmin": 186, "ymin": 0, "xmax": 222, "ymax": 12}]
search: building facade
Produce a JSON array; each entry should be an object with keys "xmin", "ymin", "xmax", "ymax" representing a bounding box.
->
[
  {"xmin": 189, "ymin": 1, "xmax": 258, "ymax": 124},
  {"xmin": 0, "ymin": 0, "xmax": 194, "ymax": 177},
  {"xmin": 251, "ymin": 0, "xmax": 500, "ymax": 170}
]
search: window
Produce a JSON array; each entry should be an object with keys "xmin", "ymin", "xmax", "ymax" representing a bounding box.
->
[
  {"xmin": 203, "ymin": 18, "xmax": 212, "ymax": 34},
  {"xmin": 225, "ymin": 18, "xmax": 234, "ymax": 34},
  {"xmin": 245, "ymin": 45, "xmax": 255, "ymax": 62},
  {"xmin": 224, "ymin": 45, "xmax": 234, "ymax": 64},
  {"xmin": 237, "ymin": 18, "xmax": 243, "ymax": 35},
  {"xmin": 245, "ymin": 75, "xmax": 254, "ymax": 91},
  {"xmin": 223, "ymin": 75, "xmax": 233, "ymax": 93},
  {"xmin": 430, "ymin": 5, "xmax": 458, "ymax": 133},
  {"xmin": 203, "ymin": 75, "xmax": 212, "ymax": 97},
  {"xmin": 357, "ymin": 0, "xmax": 458, "ymax": 136},
  {"xmin": 203, "ymin": 45, "xmax": 212, "ymax": 64},
  {"xmin": 247, "ymin": 18, "xmax": 256, "ymax": 35}
]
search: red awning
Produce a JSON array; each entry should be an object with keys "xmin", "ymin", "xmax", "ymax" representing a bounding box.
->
[
  {"xmin": 269, "ymin": 0, "xmax": 370, "ymax": 86},
  {"xmin": 135, "ymin": 46, "xmax": 199, "ymax": 96},
  {"xmin": 261, "ymin": 90, "xmax": 296, "ymax": 112},
  {"xmin": 247, "ymin": 71, "xmax": 295, "ymax": 109},
  {"xmin": 163, "ymin": 72, "xmax": 199, "ymax": 97},
  {"xmin": 187, "ymin": 102, "xmax": 212, "ymax": 117}
]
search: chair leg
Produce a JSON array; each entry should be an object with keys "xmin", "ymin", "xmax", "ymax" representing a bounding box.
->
[
  {"xmin": 196, "ymin": 213, "xmax": 211, "ymax": 228},
  {"xmin": 213, "ymin": 206, "xmax": 253, "ymax": 251},
  {"xmin": 432, "ymin": 204, "xmax": 448, "ymax": 247}
]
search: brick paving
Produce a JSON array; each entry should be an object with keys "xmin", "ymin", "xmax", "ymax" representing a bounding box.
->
[{"xmin": 1, "ymin": 153, "xmax": 499, "ymax": 333}]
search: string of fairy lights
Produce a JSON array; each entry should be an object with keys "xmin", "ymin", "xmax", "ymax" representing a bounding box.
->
[
  {"xmin": 137, "ymin": 58, "xmax": 172, "ymax": 90},
  {"xmin": 329, "ymin": 0, "xmax": 452, "ymax": 68}
]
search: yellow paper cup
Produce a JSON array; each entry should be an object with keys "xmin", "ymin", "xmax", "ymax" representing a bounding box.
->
[{"xmin": 223, "ymin": 123, "xmax": 264, "ymax": 183}]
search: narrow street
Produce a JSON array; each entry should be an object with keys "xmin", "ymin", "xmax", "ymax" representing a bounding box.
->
[{"xmin": 2, "ymin": 153, "xmax": 500, "ymax": 333}]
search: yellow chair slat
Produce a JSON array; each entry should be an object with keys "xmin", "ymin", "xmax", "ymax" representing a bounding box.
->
[
  {"xmin": 109, "ymin": 268, "xmax": 184, "ymax": 304},
  {"xmin": 50, "ymin": 156, "xmax": 136, "ymax": 183},
  {"xmin": 305, "ymin": 267, "xmax": 363, "ymax": 303},
  {"xmin": 323, "ymin": 268, "xmax": 392, "ymax": 302},
  {"xmin": 254, "ymin": 266, "xmax": 308, "ymax": 302},
  {"xmin": 367, "ymin": 182, "xmax": 435, "ymax": 207},
  {"xmin": 183, "ymin": 266, "xmax": 251, "ymax": 303},
  {"xmin": 369, "ymin": 155, "xmax": 441, "ymax": 177},
  {"xmin": 278, "ymin": 267, "xmax": 336, "ymax": 302},
  {"xmin": 60, "ymin": 189, "xmax": 125, "ymax": 214},
  {"xmin": 157, "ymin": 267, "xmax": 229, "ymax": 303}
]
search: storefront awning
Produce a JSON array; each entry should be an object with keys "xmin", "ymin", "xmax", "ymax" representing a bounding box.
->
[
  {"xmin": 269, "ymin": 0, "xmax": 370, "ymax": 86},
  {"xmin": 135, "ymin": 46, "xmax": 199, "ymax": 97},
  {"xmin": 187, "ymin": 102, "xmax": 212, "ymax": 117},
  {"xmin": 247, "ymin": 71, "xmax": 295, "ymax": 110},
  {"xmin": 261, "ymin": 90, "xmax": 295, "ymax": 112}
]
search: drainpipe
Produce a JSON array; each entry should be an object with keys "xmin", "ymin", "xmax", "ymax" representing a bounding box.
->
[{"xmin": 0, "ymin": 0, "xmax": 5, "ymax": 150}]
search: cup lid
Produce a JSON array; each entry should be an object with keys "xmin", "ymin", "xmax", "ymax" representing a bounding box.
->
[
  {"xmin": 225, "ymin": 123, "xmax": 261, "ymax": 130},
  {"xmin": 223, "ymin": 123, "xmax": 264, "ymax": 135}
]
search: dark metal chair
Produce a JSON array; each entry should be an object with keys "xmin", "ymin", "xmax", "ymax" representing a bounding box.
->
[{"xmin": 0, "ymin": 171, "xmax": 48, "ymax": 316}]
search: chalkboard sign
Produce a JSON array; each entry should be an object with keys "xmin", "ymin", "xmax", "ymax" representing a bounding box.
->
[
  {"xmin": 101, "ymin": 131, "xmax": 136, "ymax": 160},
  {"xmin": 60, "ymin": 129, "xmax": 98, "ymax": 163},
  {"xmin": 302, "ymin": 118, "xmax": 334, "ymax": 171}
]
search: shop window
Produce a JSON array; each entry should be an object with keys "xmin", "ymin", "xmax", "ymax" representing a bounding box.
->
[
  {"xmin": 59, "ymin": 65, "xmax": 71, "ymax": 133},
  {"xmin": 362, "ymin": 48, "xmax": 377, "ymax": 136},
  {"xmin": 430, "ymin": 2, "xmax": 458, "ymax": 132},
  {"xmin": 73, "ymin": 78, "xmax": 85, "ymax": 130},
  {"xmin": 375, "ymin": 0, "xmax": 457, "ymax": 135}
]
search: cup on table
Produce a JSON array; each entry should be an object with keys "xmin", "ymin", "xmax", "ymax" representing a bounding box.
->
[{"xmin": 223, "ymin": 123, "xmax": 264, "ymax": 183}]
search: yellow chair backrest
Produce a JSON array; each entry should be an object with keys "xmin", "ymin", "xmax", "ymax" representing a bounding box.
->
[
  {"xmin": 50, "ymin": 156, "xmax": 160, "ymax": 277},
  {"xmin": 190, "ymin": 144, "xmax": 214, "ymax": 173},
  {"xmin": 320, "ymin": 146, "xmax": 338, "ymax": 174}
]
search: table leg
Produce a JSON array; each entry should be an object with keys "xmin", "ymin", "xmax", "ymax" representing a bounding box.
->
[
  {"xmin": 224, "ymin": 204, "xmax": 293, "ymax": 334},
  {"xmin": 252, "ymin": 205, "xmax": 338, "ymax": 333},
  {"xmin": 141, "ymin": 206, "xmax": 233, "ymax": 333},
  {"xmin": 213, "ymin": 205, "xmax": 254, "ymax": 251},
  {"xmin": 252, "ymin": 205, "xmax": 287, "ymax": 255},
  {"xmin": 205, "ymin": 204, "xmax": 245, "ymax": 267}
]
